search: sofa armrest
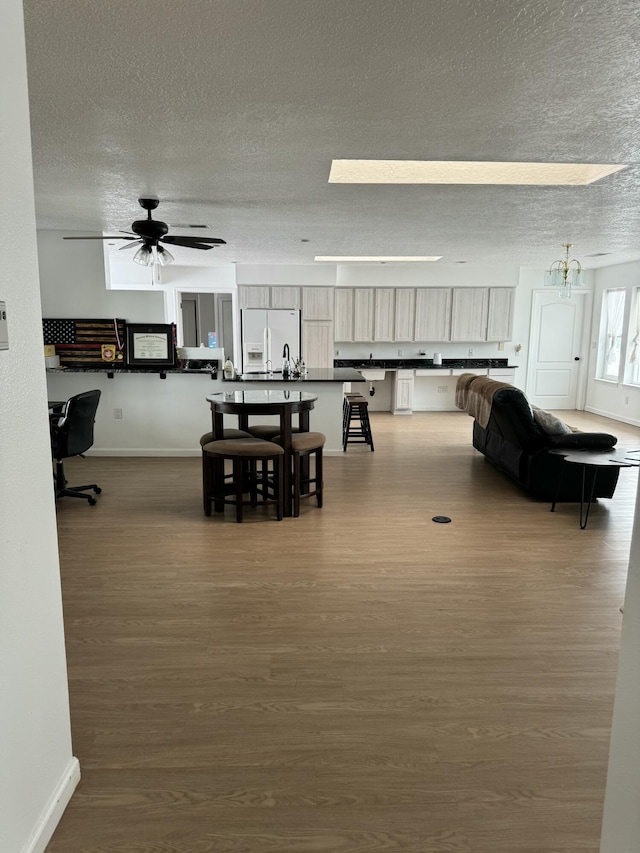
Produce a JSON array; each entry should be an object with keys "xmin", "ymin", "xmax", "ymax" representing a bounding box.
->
[{"xmin": 547, "ymin": 432, "xmax": 617, "ymax": 450}]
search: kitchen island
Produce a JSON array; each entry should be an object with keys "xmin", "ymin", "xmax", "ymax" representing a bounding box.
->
[{"xmin": 45, "ymin": 367, "xmax": 364, "ymax": 456}]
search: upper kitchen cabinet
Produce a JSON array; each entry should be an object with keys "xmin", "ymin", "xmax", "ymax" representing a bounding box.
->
[
  {"xmin": 486, "ymin": 288, "xmax": 515, "ymax": 341},
  {"xmin": 302, "ymin": 320, "xmax": 334, "ymax": 367},
  {"xmin": 414, "ymin": 288, "xmax": 452, "ymax": 342},
  {"xmin": 270, "ymin": 287, "xmax": 301, "ymax": 310},
  {"xmin": 334, "ymin": 288, "xmax": 354, "ymax": 341},
  {"xmin": 394, "ymin": 288, "xmax": 415, "ymax": 341},
  {"xmin": 238, "ymin": 285, "xmax": 271, "ymax": 309},
  {"xmin": 373, "ymin": 288, "xmax": 395, "ymax": 341},
  {"xmin": 238, "ymin": 286, "xmax": 300, "ymax": 309},
  {"xmin": 302, "ymin": 287, "xmax": 334, "ymax": 320},
  {"xmin": 450, "ymin": 288, "xmax": 489, "ymax": 341},
  {"xmin": 353, "ymin": 288, "xmax": 375, "ymax": 341}
]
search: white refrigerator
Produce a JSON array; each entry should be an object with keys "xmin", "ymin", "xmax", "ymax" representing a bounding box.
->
[{"xmin": 241, "ymin": 309, "xmax": 301, "ymax": 373}]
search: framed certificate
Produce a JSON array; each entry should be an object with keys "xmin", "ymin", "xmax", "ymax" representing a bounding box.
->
[{"xmin": 125, "ymin": 324, "xmax": 176, "ymax": 367}]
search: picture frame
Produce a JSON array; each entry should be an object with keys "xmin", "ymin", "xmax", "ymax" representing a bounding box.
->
[{"xmin": 125, "ymin": 323, "xmax": 176, "ymax": 368}]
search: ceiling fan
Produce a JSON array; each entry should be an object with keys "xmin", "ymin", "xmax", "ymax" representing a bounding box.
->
[{"xmin": 63, "ymin": 198, "xmax": 226, "ymax": 266}]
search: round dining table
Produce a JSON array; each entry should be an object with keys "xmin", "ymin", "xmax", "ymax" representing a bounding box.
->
[{"xmin": 206, "ymin": 389, "xmax": 317, "ymax": 517}]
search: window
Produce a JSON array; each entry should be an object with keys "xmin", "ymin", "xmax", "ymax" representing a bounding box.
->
[
  {"xmin": 625, "ymin": 287, "xmax": 640, "ymax": 386},
  {"xmin": 599, "ymin": 288, "xmax": 626, "ymax": 381}
]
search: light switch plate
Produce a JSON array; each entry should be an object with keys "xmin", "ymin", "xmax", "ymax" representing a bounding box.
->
[{"xmin": 0, "ymin": 301, "xmax": 8, "ymax": 350}]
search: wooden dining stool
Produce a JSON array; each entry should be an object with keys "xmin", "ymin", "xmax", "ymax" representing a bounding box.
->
[
  {"xmin": 275, "ymin": 431, "xmax": 325, "ymax": 517},
  {"xmin": 202, "ymin": 438, "xmax": 284, "ymax": 522},
  {"xmin": 200, "ymin": 429, "xmax": 253, "ymax": 514},
  {"xmin": 343, "ymin": 394, "xmax": 374, "ymax": 452}
]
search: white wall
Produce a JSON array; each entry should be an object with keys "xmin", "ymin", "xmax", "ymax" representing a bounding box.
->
[
  {"xmin": 600, "ymin": 478, "xmax": 640, "ymax": 852},
  {"xmin": 0, "ymin": 4, "xmax": 78, "ymax": 852},
  {"xmin": 39, "ymin": 231, "xmax": 166, "ymax": 321},
  {"xmin": 585, "ymin": 262, "xmax": 640, "ymax": 427}
]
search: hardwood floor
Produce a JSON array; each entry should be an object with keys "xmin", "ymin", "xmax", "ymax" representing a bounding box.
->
[{"xmin": 47, "ymin": 411, "xmax": 640, "ymax": 853}]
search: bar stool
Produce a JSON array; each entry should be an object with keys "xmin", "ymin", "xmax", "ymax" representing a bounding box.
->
[
  {"xmin": 202, "ymin": 438, "xmax": 284, "ymax": 522},
  {"xmin": 343, "ymin": 394, "xmax": 374, "ymax": 452},
  {"xmin": 275, "ymin": 431, "xmax": 325, "ymax": 517},
  {"xmin": 200, "ymin": 429, "xmax": 253, "ymax": 513}
]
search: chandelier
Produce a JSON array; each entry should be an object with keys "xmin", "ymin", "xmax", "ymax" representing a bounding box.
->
[{"xmin": 544, "ymin": 243, "xmax": 585, "ymax": 299}]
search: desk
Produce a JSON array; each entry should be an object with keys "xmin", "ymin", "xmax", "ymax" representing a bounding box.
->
[
  {"xmin": 206, "ymin": 390, "xmax": 317, "ymax": 517},
  {"xmin": 550, "ymin": 448, "xmax": 637, "ymax": 528}
]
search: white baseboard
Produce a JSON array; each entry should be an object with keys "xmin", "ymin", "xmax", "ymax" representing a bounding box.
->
[
  {"xmin": 89, "ymin": 449, "xmax": 201, "ymax": 457},
  {"xmin": 391, "ymin": 409, "xmax": 413, "ymax": 416},
  {"xmin": 22, "ymin": 757, "xmax": 80, "ymax": 853},
  {"xmin": 584, "ymin": 406, "xmax": 640, "ymax": 429}
]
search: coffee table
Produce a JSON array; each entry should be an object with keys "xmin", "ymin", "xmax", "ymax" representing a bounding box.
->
[{"xmin": 549, "ymin": 447, "xmax": 638, "ymax": 528}]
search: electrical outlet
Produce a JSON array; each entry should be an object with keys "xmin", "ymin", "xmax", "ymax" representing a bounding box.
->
[
  {"xmin": 114, "ymin": 408, "xmax": 123, "ymax": 419},
  {"xmin": 398, "ymin": 348, "xmax": 403, "ymax": 356},
  {"xmin": 335, "ymin": 349, "xmax": 339, "ymax": 356},
  {"xmin": 437, "ymin": 385, "xmax": 449, "ymax": 394},
  {"xmin": 468, "ymin": 348, "xmax": 474, "ymax": 357},
  {"xmin": 625, "ymin": 396, "xmax": 630, "ymax": 405}
]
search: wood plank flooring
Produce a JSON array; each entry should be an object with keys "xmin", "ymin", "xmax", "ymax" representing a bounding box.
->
[{"xmin": 46, "ymin": 411, "xmax": 640, "ymax": 853}]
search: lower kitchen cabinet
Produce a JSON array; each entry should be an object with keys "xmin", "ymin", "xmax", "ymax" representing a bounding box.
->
[{"xmin": 392, "ymin": 369, "xmax": 414, "ymax": 414}]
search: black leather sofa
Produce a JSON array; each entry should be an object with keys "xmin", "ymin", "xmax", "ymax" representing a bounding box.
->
[{"xmin": 458, "ymin": 377, "xmax": 620, "ymax": 502}]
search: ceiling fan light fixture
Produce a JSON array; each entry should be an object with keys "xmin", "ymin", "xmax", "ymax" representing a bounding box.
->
[
  {"xmin": 133, "ymin": 244, "xmax": 154, "ymax": 266},
  {"xmin": 155, "ymin": 245, "xmax": 174, "ymax": 266}
]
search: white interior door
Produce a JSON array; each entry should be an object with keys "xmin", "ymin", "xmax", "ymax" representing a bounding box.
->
[{"xmin": 526, "ymin": 291, "xmax": 587, "ymax": 410}]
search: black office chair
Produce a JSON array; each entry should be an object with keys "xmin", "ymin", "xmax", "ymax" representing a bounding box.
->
[{"xmin": 50, "ymin": 390, "xmax": 102, "ymax": 505}]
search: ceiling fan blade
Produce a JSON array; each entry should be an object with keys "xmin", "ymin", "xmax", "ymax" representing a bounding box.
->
[
  {"xmin": 119, "ymin": 240, "xmax": 143, "ymax": 251},
  {"xmin": 160, "ymin": 236, "xmax": 215, "ymax": 250},
  {"xmin": 161, "ymin": 235, "xmax": 226, "ymax": 246}
]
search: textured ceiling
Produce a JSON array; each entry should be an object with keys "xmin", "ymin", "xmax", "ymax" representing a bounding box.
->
[{"xmin": 22, "ymin": 0, "xmax": 640, "ymax": 268}]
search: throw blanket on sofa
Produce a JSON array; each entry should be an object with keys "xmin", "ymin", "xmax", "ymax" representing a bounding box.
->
[{"xmin": 455, "ymin": 374, "xmax": 514, "ymax": 428}]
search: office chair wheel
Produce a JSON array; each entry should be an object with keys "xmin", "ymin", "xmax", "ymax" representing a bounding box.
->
[
  {"xmin": 93, "ymin": 487, "xmax": 102, "ymax": 494},
  {"xmin": 88, "ymin": 497, "xmax": 97, "ymax": 506}
]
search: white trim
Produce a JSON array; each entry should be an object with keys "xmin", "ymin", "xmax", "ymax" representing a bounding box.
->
[
  {"xmin": 22, "ymin": 757, "xmax": 80, "ymax": 853},
  {"xmin": 585, "ymin": 405, "xmax": 640, "ymax": 429},
  {"xmin": 89, "ymin": 449, "xmax": 202, "ymax": 457}
]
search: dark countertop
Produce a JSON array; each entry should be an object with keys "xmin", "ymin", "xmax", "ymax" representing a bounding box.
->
[
  {"xmin": 225, "ymin": 368, "xmax": 365, "ymax": 383},
  {"xmin": 333, "ymin": 358, "xmax": 517, "ymax": 370},
  {"xmin": 46, "ymin": 367, "xmax": 218, "ymax": 378}
]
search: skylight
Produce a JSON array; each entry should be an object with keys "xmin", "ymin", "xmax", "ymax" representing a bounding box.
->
[{"xmin": 328, "ymin": 160, "xmax": 627, "ymax": 185}]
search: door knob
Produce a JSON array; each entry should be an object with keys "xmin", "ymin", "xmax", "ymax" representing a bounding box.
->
[{"xmin": 574, "ymin": 357, "xmax": 580, "ymax": 361}]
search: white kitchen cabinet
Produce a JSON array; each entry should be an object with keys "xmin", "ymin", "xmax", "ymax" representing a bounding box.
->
[
  {"xmin": 354, "ymin": 288, "xmax": 375, "ymax": 341},
  {"xmin": 270, "ymin": 286, "xmax": 301, "ymax": 310},
  {"xmin": 414, "ymin": 288, "xmax": 452, "ymax": 341},
  {"xmin": 302, "ymin": 287, "xmax": 334, "ymax": 320},
  {"xmin": 238, "ymin": 286, "xmax": 271, "ymax": 309},
  {"xmin": 450, "ymin": 288, "xmax": 489, "ymax": 341},
  {"xmin": 374, "ymin": 288, "xmax": 395, "ymax": 341},
  {"xmin": 334, "ymin": 288, "xmax": 354, "ymax": 341},
  {"xmin": 394, "ymin": 288, "xmax": 415, "ymax": 341},
  {"xmin": 392, "ymin": 369, "xmax": 414, "ymax": 413},
  {"xmin": 486, "ymin": 288, "xmax": 515, "ymax": 341},
  {"xmin": 302, "ymin": 320, "xmax": 334, "ymax": 367}
]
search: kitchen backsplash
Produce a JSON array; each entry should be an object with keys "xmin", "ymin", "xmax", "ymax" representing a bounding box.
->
[{"xmin": 333, "ymin": 341, "xmax": 520, "ymax": 361}]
